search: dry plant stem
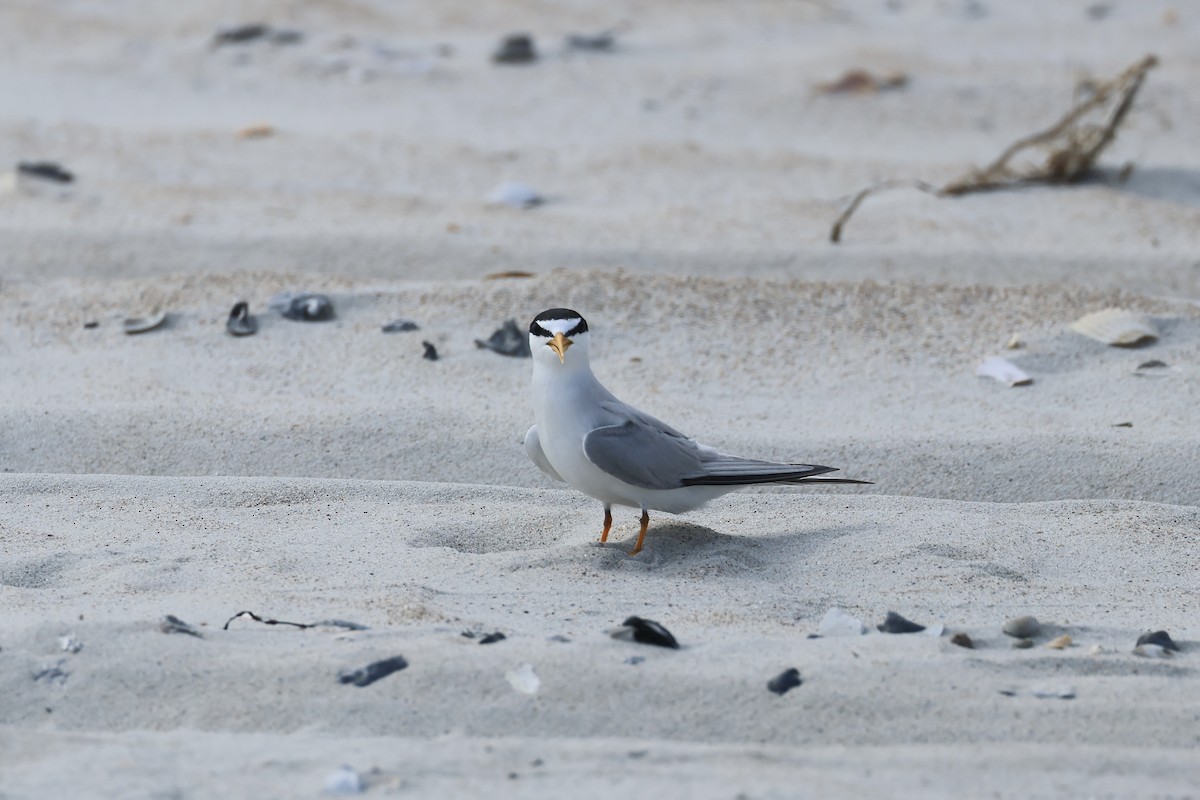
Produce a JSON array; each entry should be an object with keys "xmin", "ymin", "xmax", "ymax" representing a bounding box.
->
[{"xmin": 829, "ymin": 54, "xmax": 1158, "ymax": 242}]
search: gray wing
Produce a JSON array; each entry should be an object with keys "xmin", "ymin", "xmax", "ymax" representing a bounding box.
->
[
  {"xmin": 524, "ymin": 425, "xmax": 564, "ymax": 482},
  {"xmin": 583, "ymin": 400, "xmax": 847, "ymax": 490}
]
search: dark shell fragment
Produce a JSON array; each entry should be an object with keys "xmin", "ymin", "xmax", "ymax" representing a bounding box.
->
[
  {"xmin": 18, "ymin": 161, "xmax": 74, "ymax": 183},
  {"xmin": 337, "ymin": 655, "xmax": 408, "ymax": 687},
  {"xmin": 767, "ymin": 668, "xmax": 802, "ymax": 695},
  {"xmin": 1136, "ymin": 630, "xmax": 1180, "ymax": 652},
  {"xmin": 479, "ymin": 632, "xmax": 507, "ymax": 645},
  {"xmin": 493, "ymin": 34, "xmax": 536, "ymax": 64},
  {"xmin": 475, "ymin": 319, "xmax": 531, "ymax": 357},
  {"xmin": 877, "ymin": 611, "xmax": 925, "ymax": 634},
  {"xmin": 277, "ymin": 293, "xmax": 334, "ymax": 322},
  {"xmin": 226, "ymin": 301, "xmax": 257, "ymax": 336},
  {"xmin": 950, "ymin": 632, "xmax": 974, "ymax": 649},
  {"xmin": 621, "ymin": 616, "xmax": 679, "ymax": 649},
  {"xmin": 159, "ymin": 614, "xmax": 203, "ymax": 638},
  {"xmin": 422, "ymin": 341, "xmax": 439, "ymax": 361},
  {"xmin": 382, "ymin": 319, "xmax": 419, "ymax": 333},
  {"xmin": 213, "ymin": 24, "xmax": 269, "ymax": 46}
]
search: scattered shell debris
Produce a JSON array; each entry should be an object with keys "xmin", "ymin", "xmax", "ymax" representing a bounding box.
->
[
  {"xmin": 505, "ymin": 663, "xmax": 541, "ymax": 694},
  {"xmin": 976, "ymin": 356, "xmax": 1032, "ymax": 386},
  {"xmin": 337, "ymin": 655, "xmax": 408, "ymax": 687},
  {"xmin": 767, "ymin": 668, "xmax": 802, "ymax": 696},
  {"xmin": 817, "ymin": 607, "xmax": 866, "ymax": 637},
  {"xmin": 123, "ymin": 311, "xmax": 168, "ymax": 335},
  {"xmin": 1070, "ymin": 308, "xmax": 1157, "ymax": 347}
]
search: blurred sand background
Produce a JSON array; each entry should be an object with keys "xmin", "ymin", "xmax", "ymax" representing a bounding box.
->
[{"xmin": 2, "ymin": 0, "xmax": 1199, "ymax": 797}]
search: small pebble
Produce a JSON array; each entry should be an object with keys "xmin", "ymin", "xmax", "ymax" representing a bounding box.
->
[
  {"xmin": 323, "ymin": 765, "xmax": 364, "ymax": 795},
  {"xmin": 618, "ymin": 616, "xmax": 679, "ymax": 649},
  {"xmin": 1046, "ymin": 634, "xmax": 1072, "ymax": 650},
  {"xmin": 212, "ymin": 24, "xmax": 268, "ymax": 46},
  {"xmin": 1012, "ymin": 638, "xmax": 1034, "ymax": 649},
  {"xmin": 624, "ymin": 655, "xmax": 645, "ymax": 666},
  {"xmin": 767, "ymin": 668, "xmax": 802, "ymax": 696},
  {"xmin": 1002, "ymin": 615, "xmax": 1041, "ymax": 638},
  {"xmin": 1031, "ymin": 686, "xmax": 1076, "ymax": 700},
  {"xmin": 83, "ymin": 321, "xmax": 98, "ymax": 329},
  {"xmin": 382, "ymin": 319, "xmax": 419, "ymax": 333},
  {"xmin": 422, "ymin": 341, "xmax": 439, "ymax": 361},
  {"xmin": 479, "ymin": 632, "xmax": 506, "ymax": 645},
  {"xmin": 159, "ymin": 614, "xmax": 203, "ymax": 638},
  {"xmin": 1135, "ymin": 630, "xmax": 1180, "ymax": 652},
  {"xmin": 950, "ymin": 632, "xmax": 974, "ymax": 649},
  {"xmin": 492, "ymin": 33, "xmax": 536, "ymax": 64},
  {"xmin": 505, "ymin": 663, "xmax": 540, "ymax": 694},
  {"xmin": 877, "ymin": 611, "xmax": 925, "ymax": 634},
  {"xmin": 337, "ymin": 655, "xmax": 408, "ymax": 687},
  {"xmin": 565, "ymin": 32, "xmax": 616, "ymax": 51},
  {"xmin": 816, "ymin": 607, "xmax": 866, "ymax": 637}
]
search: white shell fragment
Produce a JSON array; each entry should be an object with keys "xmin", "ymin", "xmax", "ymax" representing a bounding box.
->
[
  {"xmin": 976, "ymin": 356, "xmax": 1032, "ymax": 386},
  {"xmin": 1070, "ymin": 308, "xmax": 1157, "ymax": 347},
  {"xmin": 58, "ymin": 635, "xmax": 83, "ymax": 653},
  {"xmin": 487, "ymin": 181, "xmax": 543, "ymax": 209},
  {"xmin": 817, "ymin": 607, "xmax": 866, "ymax": 637},
  {"xmin": 123, "ymin": 311, "xmax": 168, "ymax": 335},
  {"xmin": 323, "ymin": 765, "xmax": 364, "ymax": 794},
  {"xmin": 505, "ymin": 663, "xmax": 541, "ymax": 694}
]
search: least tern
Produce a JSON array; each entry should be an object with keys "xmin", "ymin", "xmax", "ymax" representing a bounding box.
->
[{"xmin": 525, "ymin": 308, "xmax": 868, "ymax": 555}]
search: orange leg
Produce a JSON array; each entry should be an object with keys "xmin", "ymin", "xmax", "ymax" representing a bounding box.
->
[
  {"xmin": 599, "ymin": 506, "xmax": 612, "ymax": 543},
  {"xmin": 629, "ymin": 510, "xmax": 650, "ymax": 556}
]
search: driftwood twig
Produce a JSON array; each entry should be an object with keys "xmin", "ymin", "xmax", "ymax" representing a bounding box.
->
[{"xmin": 830, "ymin": 55, "xmax": 1158, "ymax": 243}]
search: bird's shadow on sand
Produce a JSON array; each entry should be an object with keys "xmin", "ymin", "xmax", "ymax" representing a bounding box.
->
[{"xmin": 590, "ymin": 520, "xmax": 873, "ymax": 578}]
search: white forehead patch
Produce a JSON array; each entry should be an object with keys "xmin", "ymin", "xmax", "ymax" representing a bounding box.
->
[{"xmin": 534, "ymin": 317, "xmax": 583, "ymax": 336}]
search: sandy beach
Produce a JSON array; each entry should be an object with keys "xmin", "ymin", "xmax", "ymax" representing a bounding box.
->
[{"xmin": 2, "ymin": 1, "xmax": 1199, "ymax": 797}]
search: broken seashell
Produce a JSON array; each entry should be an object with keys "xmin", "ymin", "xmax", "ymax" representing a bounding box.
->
[
  {"xmin": 1070, "ymin": 308, "xmax": 1157, "ymax": 347},
  {"xmin": 421, "ymin": 341, "xmax": 439, "ymax": 361},
  {"xmin": 1005, "ymin": 334, "xmax": 1023, "ymax": 350},
  {"xmin": 505, "ymin": 663, "xmax": 540, "ymax": 694},
  {"xmin": 767, "ymin": 668, "xmax": 802, "ymax": 695},
  {"xmin": 1003, "ymin": 615, "xmax": 1041, "ymax": 638},
  {"xmin": 123, "ymin": 311, "xmax": 168, "ymax": 335},
  {"xmin": 269, "ymin": 292, "xmax": 334, "ymax": 322},
  {"xmin": 337, "ymin": 655, "xmax": 408, "ymax": 687},
  {"xmin": 382, "ymin": 319, "xmax": 419, "ymax": 333},
  {"xmin": 475, "ymin": 319, "xmax": 531, "ymax": 357},
  {"xmin": 226, "ymin": 301, "xmax": 257, "ymax": 336},
  {"xmin": 877, "ymin": 611, "xmax": 925, "ymax": 634},
  {"xmin": 492, "ymin": 33, "xmax": 536, "ymax": 64},
  {"xmin": 817, "ymin": 607, "xmax": 866, "ymax": 637},
  {"xmin": 1046, "ymin": 634, "xmax": 1072, "ymax": 650},
  {"xmin": 1135, "ymin": 630, "xmax": 1180, "ymax": 652},
  {"xmin": 159, "ymin": 614, "xmax": 203, "ymax": 638},
  {"xmin": 976, "ymin": 356, "xmax": 1032, "ymax": 386},
  {"xmin": 616, "ymin": 616, "xmax": 679, "ymax": 649},
  {"xmin": 950, "ymin": 632, "xmax": 974, "ymax": 649},
  {"xmin": 487, "ymin": 181, "xmax": 543, "ymax": 209}
]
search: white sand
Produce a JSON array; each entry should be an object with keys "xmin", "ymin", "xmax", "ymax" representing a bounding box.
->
[{"xmin": 2, "ymin": 0, "xmax": 1199, "ymax": 797}]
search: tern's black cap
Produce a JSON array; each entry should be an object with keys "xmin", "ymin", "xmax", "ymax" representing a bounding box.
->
[{"xmin": 530, "ymin": 308, "xmax": 588, "ymax": 337}]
